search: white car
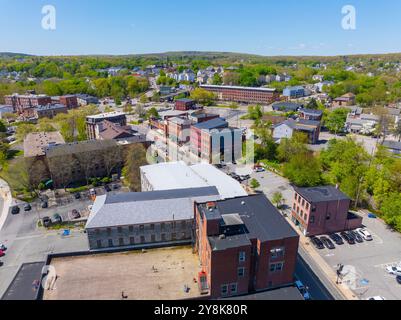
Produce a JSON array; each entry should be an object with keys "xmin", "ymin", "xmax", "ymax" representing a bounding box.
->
[
  {"xmin": 356, "ymin": 228, "xmax": 373, "ymax": 241},
  {"xmin": 386, "ymin": 265, "xmax": 401, "ymax": 276},
  {"xmin": 367, "ymin": 296, "xmax": 385, "ymax": 300}
]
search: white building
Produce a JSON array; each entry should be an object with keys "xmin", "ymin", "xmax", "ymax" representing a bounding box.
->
[{"xmin": 140, "ymin": 161, "xmax": 248, "ymax": 199}]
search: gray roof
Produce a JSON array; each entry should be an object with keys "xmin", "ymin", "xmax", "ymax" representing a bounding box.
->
[
  {"xmin": 86, "ymin": 187, "xmax": 220, "ymax": 229},
  {"xmin": 198, "ymin": 194, "xmax": 299, "ymax": 251},
  {"xmin": 193, "ymin": 117, "xmax": 228, "ymax": 130},
  {"xmin": 294, "ymin": 185, "xmax": 350, "ymax": 203},
  {"xmin": 300, "ymin": 108, "xmax": 323, "ymax": 116},
  {"xmin": 272, "ymin": 102, "xmax": 302, "ymax": 111}
]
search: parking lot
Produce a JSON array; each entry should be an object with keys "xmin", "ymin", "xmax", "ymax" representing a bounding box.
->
[{"xmin": 311, "ymin": 213, "xmax": 401, "ymax": 300}]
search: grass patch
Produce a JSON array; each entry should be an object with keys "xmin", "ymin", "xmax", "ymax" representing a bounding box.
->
[{"xmin": 67, "ymin": 186, "xmax": 89, "ymax": 193}]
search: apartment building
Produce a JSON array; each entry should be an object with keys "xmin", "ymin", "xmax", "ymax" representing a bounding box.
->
[
  {"xmin": 167, "ymin": 117, "xmax": 192, "ymax": 143},
  {"xmin": 194, "ymin": 195, "xmax": 299, "ymax": 298},
  {"xmin": 291, "ymin": 186, "xmax": 363, "ymax": 236},
  {"xmin": 5, "ymin": 93, "xmax": 52, "ymax": 114},
  {"xmin": 200, "ymin": 85, "xmax": 280, "ymax": 105},
  {"xmin": 59, "ymin": 95, "xmax": 78, "ymax": 109},
  {"xmin": 35, "ymin": 104, "xmax": 68, "ymax": 119},
  {"xmin": 86, "ymin": 111, "xmax": 127, "ymax": 140},
  {"xmin": 85, "ymin": 187, "xmax": 221, "ymax": 250},
  {"xmin": 299, "ymin": 108, "xmax": 323, "ymax": 121},
  {"xmin": 175, "ymin": 98, "xmax": 196, "ymax": 111},
  {"xmin": 283, "ymin": 86, "xmax": 306, "ymax": 99}
]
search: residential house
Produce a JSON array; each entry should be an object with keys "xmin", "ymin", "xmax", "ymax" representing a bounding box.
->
[
  {"xmin": 272, "ymin": 119, "xmax": 321, "ymax": 144},
  {"xmin": 333, "ymin": 93, "xmax": 356, "ymax": 107}
]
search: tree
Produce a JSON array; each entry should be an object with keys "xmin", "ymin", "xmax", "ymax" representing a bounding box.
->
[
  {"xmin": 146, "ymin": 107, "xmax": 159, "ymax": 120},
  {"xmin": 190, "ymin": 88, "xmax": 216, "ymax": 106},
  {"xmin": 246, "ymin": 105, "xmax": 263, "ymax": 121},
  {"xmin": 306, "ymin": 98, "xmax": 319, "ymax": 110},
  {"xmin": 380, "ymin": 193, "xmax": 401, "ymax": 231},
  {"xmin": 250, "ymin": 178, "xmax": 260, "ymax": 189},
  {"xmin": 122, "ymin": 143, "xmax": 148, "ymax": 191},
  {"xmin": 140, "ymin": 94, "xmax": 148, "ymax": 104},
  {"xmin": 272, "ymin": 192, "xmax": 284, "ymax": 208},
  {"xmin": 212, "ymin": 73, "xmax": 223, "ymax": 85},
  {"xmin": 277, "ymin": 132, "xmax": 308, "ymax": 163},
  {"xmin": 283, "ymin": 152, "xmax": 322, "ymax": 187},
  {"xmin": 325, "ymin": 108, "xmax": 349, "ymax": 135}
]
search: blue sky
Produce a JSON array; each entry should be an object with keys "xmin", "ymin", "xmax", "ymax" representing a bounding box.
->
[{"xmin": 0, "ymin": 0, "xmax": 400, "ymax": 56}]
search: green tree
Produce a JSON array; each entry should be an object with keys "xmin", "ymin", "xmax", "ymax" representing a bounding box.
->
[
  {"xmin": 380, "ymin": 193, "xmax": 401, "ymax": 231},
  {"xmin": 250, "ymin": 178, "xmax": 260, "ymax": 189},
  {"xmin": 283, "ymin": 152, "xmax": 322, "ymax": 187},
  {"xmin": 325, "ymin": 108, "xmax": 349, "ymax": 135},
  {"xmin": 190, "ymin": 88, "xmax": 216, "ymax": 106},
  {"xmin": 122, "ymin": 143, "xmax": 148, "ymax": 191},
  {"xmin": 272, "ymin": 192, "xmax": 284, "ymax": 208}
]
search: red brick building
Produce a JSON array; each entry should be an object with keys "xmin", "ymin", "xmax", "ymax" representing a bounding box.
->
[
  {"xmin": 200, "ymin": 85, "xmax": 280, "ymax": 104},
  {"xmin": 167, "ymin": 117, "xmax": 192, "ymax": 143},
  {"xmin": 5, "ymin": 93, "xmax": 52, "ymax": 115},
  {"xmin": 291, "ymin": 186, "xmax": 363, "ymax": 236},
  {"xmin": 175, "ymin": 98, "xmax": 196, "ymax": 111},
  {"xmin": 59, "ymin": 95, "xmax": 78, "ymax": 109},
  {"xmin": 194, "ymin": 195, "xmax": 299, "ymax": 299}
]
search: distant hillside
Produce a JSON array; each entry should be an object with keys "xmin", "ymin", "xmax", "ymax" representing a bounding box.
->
[{"xmin": 0, "ymin": 52, "xmax": 32, "ymax": 58}]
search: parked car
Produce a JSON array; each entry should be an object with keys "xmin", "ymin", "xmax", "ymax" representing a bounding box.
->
[
  {"xmin": 74, "ymin": 193, "xmax": 81, "ymax": 200},
  {"xmin": 104, "ymin": 185, "xmax": 112, "ymax": 192},
  {"xmin": 23, "ymin": 203, "xmax": 32, "ymax": 211},
  {"xmin": 71, "ymin": 209, "xmax": 81, "ymax": 220},
  {"xmin": 320, "ymin": 236, "xmax": 335, "ymax": 250},
  {"xmin": 41, "ymin": 201, "xmax": 48, "ymax": 209},
  {"xmin": 295, "ymin": 280, "xmax": 311, "ymax": 300},
  {"xmin": 0, "ymin": 250, "xmax": 5, "ymax": 257},
  {"xmin": 11, "ymin": 206, "xmax": 20, "ymax": 215},
  {"xmin": 52, "ymin": 214, "xmax": 62, "ymax": 224},
  {"xmin": 328, "ymin": 233, "xmax": 344, "ymax": 245},
  {"xmin": 111, "ymin": 184, "xmax": 119, "ymax": 190},
  {"xmin": 349, "ymin": 230, "xmax": 364, "ymax": 243},
  {"xmin": 42, "ymin": 216, "xmax": 51, "ymax": 228},
  {"xmin": 310, "ymin": 236, "xmax": 324, "ymax": 249},
  {"xmin": 356, "ymin": 228, "xmax": 373, "ymax": 241},
  {"xmin": 367, "ymin": 296, "xmax": 385, "ymax": 300},
  {"xmin": 386, "ymin": 266, "xmax": 401, "ymax": 276},
  {"xmin": 397, "ymin": 275, "xmax": 401, "ymax": 285},
  {"xmin": 0, "ymin": 243, "xmax": 6, "ymax": 251},
  {"xmin": 340, "ymin": 232, "xmax": 355, "ymax": 244},
  {"xmin": 254, "ymin": 167, "xmax": 265, "ymax": 173}
]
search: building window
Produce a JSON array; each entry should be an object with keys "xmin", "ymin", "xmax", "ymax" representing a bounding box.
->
[
  {"xmin": 270, "ymin": 262, "xmax": 284, "ymax": 273},
  {"xmin": 96, "ymin": 240, "xmax": 102, "ymax": 248},
  {"xmin": 270, "ymin": 247, "xmax": 285, "ymax": 259},
  {"xmin": 130, "ymin": 237, "xmax": 135, "ymax": 245},
  {"xmin": 172, "ymin": 233, "xmax": 176, "ymax": 241},
  {"xmin": 95, "ymin": 229, "xmax": 100, "ymax": 234},
  {"xmin": 107, "ymin": 228, "xmax": 112, "ymax": 235},
  {"xmin": 108, "ymin": 239, "xmax": 113, "ymax": 247},
  {"xmin": 161, "ymin": 223, "xmax": 166, "ymax": 231},
  {"xmin": 239, "ymin": 251, "xmax": 246, "ymax": 262},
  {"xmin": 230, "ymin": 283, "xmax": 238, "ymax": 295},
  {"xmin": 118, "ymin": 227, "xmax": 123, "ymax": 233},
  {"xmin": 129, "ymin": 226, "xmax": 134, "ymax": 233},
  {"xmin": 181, "ymin": 221, "xmax": 186, "ymax": 229},
  {"xmin": 238, "ymin": 267, "xmax": 245, "ymax": 277},
  {"xmin": 139, "ymin": 225, "xmax": 144, "ymax": 232},
  {"xmin": 150, "ymin": 224, "xmax": 155, "ymax": 230},
  {"xmin": 140, "ymin": 236, "xmax": 145, "ymax": 243},
  {"xmin": 119, "ymin": 238, "xmax": 124, "ymax": 246},
  {"xmin": 161, "ymin": 234, "xmax": 166, "ymax": 241},
  {"xmin": 306, "ymin": 203, "xmax": 310, "ymax": 210},
  {"xmin": 221, "ymin": 285, "xmax": 228, "ymax": 296},
  {"xmin": 151, "ymin": 234, "xmax": 156, "ymax": 242},
  {"xmin": 302, "ymin": 199, "xmax": 305, "ymax": 206}
]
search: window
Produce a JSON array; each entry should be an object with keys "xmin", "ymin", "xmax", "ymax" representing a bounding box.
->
[
  {"xmin": 150, "ymin": 224, "xmax": 155, "ymax": 230},
  {"xmin": 107, "ymin": 228, "xmax": 112, "ymax": 235},
  {"xmin": 172, "ymin": 233, "xmax": 177, "ymax": 241},
  {"xmin": 151, "ymin": 235, "xmax": 156, "ymax": 242},
  {"xmin": 129, "ymin": 226, "xmax": 134, "ymax": 233},
  {"xmin": 161, "ymin": 233, "xmax": 166, "ymax": 241},
  {"xmin": 270, "ymin": 262, "xmax": 284, "ymax": 273},
  {"xmin": 239, "ymin": 251, "xmax": 246, "ymax": 262},
  {"xmin": 95, "ymin": 229, "xmax": 100, "ymax": 234},
  {"xmin": 181, "ymin": 221, "xmax": 186, "ymax": 229},
  {"xmin": 140, "ymin": 236, "xmax": 145, "ymax": 243},
  {"xmin": 293, "ymin": 203, "xmax": 296, "ymax": 210},
  {"xmin": 161, "ymin": 223, "xmax": 166, "ymax": 231},
  {"xmin": 306, "ymin": 203, "xmax": 310, "ymax": 210},
  {"xmin": 96, "ymin": 240, "xmax": 102, "ymax": 248},
  {"xmin": 221, "ymin": 285, "xmax": 228, "ymax": 296},
  {"xmin": 119, "ymin": 238, "xmax": 124, "ymax": 246},
  {"xmin": 130, "ymin": 237, "xmax": 135, "ymax": 245},
  {"xmin": 238, "ymin": 267, "xmax": 245, "ymax": 277},
  {"xmin": 230, "ymin": 283, "xmax": 238, "ymax": 294},
  {"xmin": 139, "ymin": 225, "xmax": 144, "ymax": 232},
  {"xmin": 108, "ymin": 239, "xmax": 113, "ymax": 247},
  {"xmin": 270, "ymin": 247, "xmax": 285, "ymax": 259},
  {"xmin": 302, "ymin": 199, "xmax": 305, "ymax": 206},
  {"xmin": 310, "ymin": 216, "xmax": 315, "ymax": 223},
  {"xmin": 117, "ymin": 227, "xmax": 122, "ymax": 233}
]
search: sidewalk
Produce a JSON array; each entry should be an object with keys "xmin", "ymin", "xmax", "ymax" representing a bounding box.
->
[
  {"xmin": 0, "ymin": 178, "xmax": 12, "ymax": 232},
  {"xmin": 284, "ymin": 212, "xmax": 358, "ymax": 300}
]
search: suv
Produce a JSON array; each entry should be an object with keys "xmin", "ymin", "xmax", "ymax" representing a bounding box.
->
[
  {"xmin": 329, "ymin": 233, "xmax": 344, "ymax": 245},
  {"xmin": 52, "ymin": 214, "xmax": 62, "ymax": 224},
  {"xmin": 349, "ymin": 230, "xmax": 363, "ymax": 243},
  {"xmin": 11, "ymin": 206, "xmax": 20, "ymax": 215},
  {"xmin": 356, "ymin": 228, "xmax": 373, "ymax": 241},
  {"xmin": 23, "ymin": 203, "xmax": 32, "ymax": 211}
]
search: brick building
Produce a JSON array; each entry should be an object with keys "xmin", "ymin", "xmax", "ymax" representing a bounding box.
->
[
  {"xmin": 167, "ymin": 117, "xmax": 192, "ymax": 143},
  {"xmin": 5, "ymin": 93, "xmax": 52, "ymax": 115},
  {"xmin": 35, "ymin": 104, "xmax": 68, "ymax": 119},
  {"xmin": 291, "ymin": 186, "xmax": 363, "ymax": 236},
  {"xmin": 194, "ymin": 194, "xmax": 299, "ymax": 298},
  {"xmin": 59, "ymin": 95, "xmax": 78, "ymax": 109},
  {"xmin": 200, "ymin": 85, "xmax": 280, "ymax": 105},
  {"xmin": 175, "ymin": 98, "xmax": 196, "ymax": 111},
  {"xmin": 86, "ymin": 112, "xmax": 127, "ymax": 140}
]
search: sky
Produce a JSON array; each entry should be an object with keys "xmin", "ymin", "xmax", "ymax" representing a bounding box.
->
[{"xmin": 0, "ymin": 0, "xmax": 401, "ymax": 56}]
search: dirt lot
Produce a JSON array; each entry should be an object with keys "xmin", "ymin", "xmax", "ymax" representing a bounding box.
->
[{"xmin": 43, "ymin": 246, "xmax": 203, "ymax": 300}]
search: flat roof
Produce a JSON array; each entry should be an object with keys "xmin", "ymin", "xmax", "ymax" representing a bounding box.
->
[
  {"xmin": 140, "ymin": 162, "xmax": 248, "ymax": 200},
  {"xmin": 294, "ymin": 185, "xmax": 350, "ymax": 203},
  {"xmin": 43, "ymin": 247, "xmax": 203, "ymax": 300},
  {"xmin": 86, "ymin": 111, "xmax": 126, "ymax": 120},
  {"xmin": 198, "ymin": 194, "xmax": 299, "ymax": 251},
  {"xmin": 193, "ymin": 117, "xmax": 228, "ymax": 130},
  {"xmin": 86, "ymin": 187, "xmax": 220, "ymax": 229},
  {"xmin": 2, "ymin": 262, "xmax": 45, "ymax": 300},
  {"xmin": 24, "ymin": 132, "xmax": 66, "ymax": 157},
  {"xmin": 200, "ymin": 84, "xmax": 276, "ymax": 92}
]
